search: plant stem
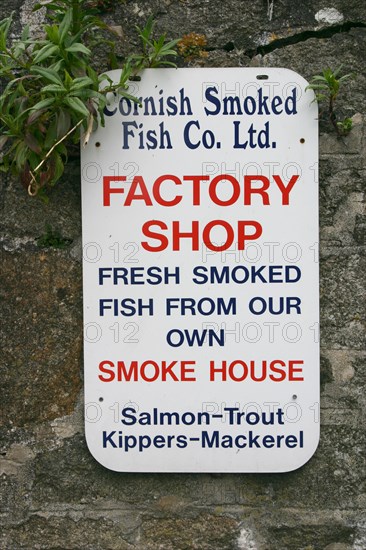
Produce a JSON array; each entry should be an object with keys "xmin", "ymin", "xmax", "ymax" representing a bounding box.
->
[{"xmin": 28, "ymin": 118, "xmax": 83, "ymax": 195}]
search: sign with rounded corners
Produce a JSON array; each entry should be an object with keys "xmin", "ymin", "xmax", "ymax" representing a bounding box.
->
[{"xmin": 81, "ymin": 68, "xmax": 319, "ymax": 472}]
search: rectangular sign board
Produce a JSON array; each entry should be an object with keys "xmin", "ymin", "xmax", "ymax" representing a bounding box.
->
[{"xmin": 81, "ymin": 68, "xmax": 319, "ymax": 472}]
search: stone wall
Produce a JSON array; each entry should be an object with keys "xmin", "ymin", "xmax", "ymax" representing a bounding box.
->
[{"xmin": 1, "ymin": 1, "xmax": 365, "ymax": 548}]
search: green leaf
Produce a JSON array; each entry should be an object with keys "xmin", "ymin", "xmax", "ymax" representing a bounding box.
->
[
  {"xmin": 152, "ymin": 60, "xmax": 177, "ymax": 68},
  {"xmin": 0, "ymin": 113, "xmax": 14, "ymax": 130},
  {"xmin": 162, "ymin": 39, "xmax": 180, "ymax": 49},
  {"xmin": 33, "ymin": 1, "xmax": 57, "ymax": 11},
  {"xmin": 306, "ymin": 84, "xmax": 329, "ymax": 90},
  {"xmin": 56, "ymin": 109, "xmax": 71, "ymax": 138},
  {"xmin": 119, "ymin": 89, "xmax": 142, "ymax": 104},
  {"xmin": 45, "ymin": 24, "xmax": 60, "ymax": 44},
  {"xmin": 314, "ymin": 93, "xmax": 328, "ymax": 102},
  {"xmin": 25, "ymin": 132, "xmax": 42, "ymax": 154},
  {"xmin": 338, "ymin": 73, "xmax": 352, "ymax": 82},
  {"xmin": 2, "ymin": 77, "xmax": 30, "ymax": 97},
  {"xmin": 99, "ymin": 73, "xmax": 114, "ymax": 86},
  {"xmin": 332, "ymin": 65, "xmax": 343, "ymax": 78},
  {"xmin": 87, "ymin": 66, "xmax": 99, "ymax": 87},
  {"xmin": 63, "ymin": 70, "xmax": 73, "ymax": 89},
  {"xmin": 137, "ymin": 16, "xmax": 154, "ymax": 42},
  {"xmin": 65, "ymin": 43, "xmax": 91, "ymax": 55},
  {"xmin": 14, "ymin": 140, "xmax": 28, "ymax": 171},
  {"xmin": 27, "ymin": 108, "xmax": 47, "ymax": 125},
  {"xmin": 21, "ymin": 25, "xmax": 30, "ymax": 41},
  {"xmin": 70, "ymin": 76, "xmax": 94, "ymax": 91},
  {"xmin": 13, "ymin": 42, "xmax": 27, "ymax": 57},
  {"xmin": 49, "ymin": 58, "xmax": 64, "ymax": 72},
  {"xmin": 309, "ymin": 76, "xmax": 327, "ymax": 82},
  {"xmin": 42, "ymin": 83, "xmax": 67, "ymax": 93},
  {"xmin": 154, "ymin": 35, "xmax": 165, "ymax": 50},
  {"xmin": 57, "ymin": 142, "xmax": 68, "ymax": 158},
  {"xmin": 139, "ymin": 34, "xmax": 153, "ymax": 48},
  {"xmin": 45, "ymin": 117, "xmax": 58, "ymax": 148},
  {"xmin": 81, "ymin": 90, "xmax": 105, "ymax": 101},
  {"xmin": 0, "ymin": 15, "xmax": 12, "ymax": 51},
  {"xmin": 0, "ymin": 135, "xmax": 9, "ymax": 151},
  {"xmin": 159, "ymin": 47, "xmax": 178, "ymax": 57},
  {"xmin": 28, "ymin": 151, "xmax": 42, "ymax": 170},
  {"xmin": 31, "ymin": 66, "xmax": 63, "ymax": 85},
  {"xmin": 59, "ymin": 9, "xmax": 72, "ymax": 43},
  {"xmin": 29, "ymin": 97, "xmax": 56, "ymax": 112},
  {"xmin": 63, "ymin": 96, "xmax": 90, "ymax": 118},
  {"xmin": 52, "ymin": 151, "xmax": 64, "ymax": 182},
  {"xmin": 33, "ymin": 43, "xmax": 59, "ymax": 63}
]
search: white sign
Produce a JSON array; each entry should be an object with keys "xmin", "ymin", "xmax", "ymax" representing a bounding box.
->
[{"xmin": 81, "ymin": 68, "xmax": 319, "ymax": 472}]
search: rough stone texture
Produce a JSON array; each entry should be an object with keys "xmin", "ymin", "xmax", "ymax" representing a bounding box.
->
[
  {"xmin": 1, "ymin": 0, "xmax": 365, "ymax": 549},
  {"xmin": 1, "ymin": 250, "xmax": 82, "ymax": 427}
]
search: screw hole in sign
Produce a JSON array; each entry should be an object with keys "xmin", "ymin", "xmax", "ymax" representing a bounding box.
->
[
  {"xmin": 256, "ymin": 74, "xmax": 269, "ymax": 80},
  {"xmin": 300, "ymin": 138, "xmax": 305, "ymax": 144},
  {"xmin": 95, "ymin": 142, "xmax": 101, "ymax": 148}
]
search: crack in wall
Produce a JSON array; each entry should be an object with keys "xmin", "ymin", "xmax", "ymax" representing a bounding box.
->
[
  {"xmin": 249, "ymin": 21, "xmax": 366, "ymax": 57},
  {"xmin": 211, "ymin": 21, "xmax": 366, "ymax": 58}
]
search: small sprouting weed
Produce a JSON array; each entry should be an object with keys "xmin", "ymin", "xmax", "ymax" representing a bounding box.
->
[
  {"xmin": 133, "ymin": 16, "xmax": 180, "ymax": 70},
  {"xmin": 37, "ymin": 225, "xmax": 72, "ymax": 249},
  {"xmin": 306, "ymin": 66, "xmax": 354, "ymax": 137},
  {"xmin": 337, "ymin": 117, "xmax": 353, "ymax": 135}
]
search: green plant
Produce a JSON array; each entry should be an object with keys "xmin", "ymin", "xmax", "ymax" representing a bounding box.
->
[
  {"xmin": 0, "ymin": 3, "xmax": 179, "ymax": 198},
  {"xmin": 337, "ymin": 116, "xmax": 353, "ymax": 135},
  {"xmin": 129, "ymin": 17, "xmax": 180, "ymax": 71},
  {"xmin": 37, "ymin": 224, "xmax": 72, "ymax": 248},
  {"xmin": 306, "ymin": 66, "xmax": 353, "ymax": 136}
]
